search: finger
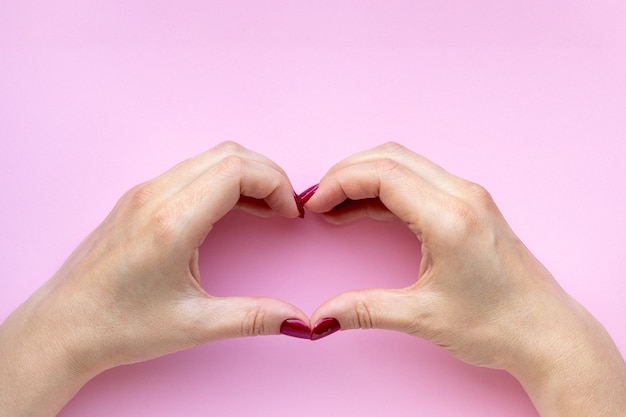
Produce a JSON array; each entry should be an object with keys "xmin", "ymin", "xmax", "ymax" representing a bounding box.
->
[
  {"xmin": 319, "ymin": 142, "xmax": 462, "ymax": 194},
  {"xmin": 310, "ymin": 288, "xmax": 435, "ymax": 336},
  {"xmin": 145, "ymin": 141, "xmax": 295, "ymax": 202},
  {"xmin": 305, "ymin": 159, "xmax": 449, "ymax": 239},
  {"xmin": 166, "ymin": 156, "xmax": 299, "ymax": 247},
  {"xmin": 234, "ymin": 196, "xmax": 274, "ymax": 218},
  {"xmin": 193, "ymin": 296, "xmax": 310, "ymax": 341},
  {"xmin": 320, "ymin": 198, "xmax": 397, "ymax": 225}
]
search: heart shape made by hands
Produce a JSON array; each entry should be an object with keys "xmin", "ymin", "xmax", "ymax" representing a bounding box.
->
[
  {"xmin": 286, "ymin": 185, "xmax": 341, "ymax": 339},
  {"xmin": 199, "ymin": 185, "xmax": 420, "ymax": 341}
]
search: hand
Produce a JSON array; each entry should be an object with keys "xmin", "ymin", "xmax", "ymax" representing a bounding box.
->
[
  {"xmin": 305, "ymin": 142, "xmax": 626, "ymax": 417},
  {"xmin": 0, "ymin": 142, "xmax": 308, "ymax": 416}
]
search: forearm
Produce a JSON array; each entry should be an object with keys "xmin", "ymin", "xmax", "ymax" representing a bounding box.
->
[
  {"xmin": 507, "ymin": 299, "xmax": 626, "ymax": 417},
  {"xmin": 0, "ymin": 296, "xmax": 97, "ymax": 417}
]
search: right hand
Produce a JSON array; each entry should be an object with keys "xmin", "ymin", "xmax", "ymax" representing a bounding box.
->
[{"xmin": 305, "ymin": 142, "xmax": 626, "ymax": 417}]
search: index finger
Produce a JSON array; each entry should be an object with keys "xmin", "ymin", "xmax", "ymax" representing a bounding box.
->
[
  {"xmin": 317, "ymin": 143, "xmax": 463, "ymax": 196},
  {"xmin": 140, "ymin": 141, "xmax": 295, "ymax": 206},
  {"xmin": 306, "ymin": 157, "xmax": 449, "ymax": 240},
  {"xmin": 158, "ymin": 154, "xmax": 300, "ymax": 249}
]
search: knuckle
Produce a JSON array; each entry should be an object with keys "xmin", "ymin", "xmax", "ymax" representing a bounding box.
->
[
  {"xmin": 442, "ymin": 182, "xmax": 496, "ymax": 241},
  {"xmin": 374, "ymin": 157, "xmax": 402, "ymax": 177},
  {"xmin": 440, "ymin": 198, "xmax": 482, "ymax": 242},
  {"xmin": 462, "ymin": 180, "xmax": 494, "ymax": 207},
  {"xmin": 377, "ymin": 141, "xmax": 406, "ymax": 155},
  {"xmin": 214, "ymin": 140, "xmax": 244, "ymax": 155},
  {"xmin": 124, "ymin": 181, "xmax": 161, "ymax": 210},
  {"xmin": 241, "ymin": 302, "xmax": 266, "ymax": 337},
  {"xmin": 217, "ymin": 154, "xmax": 245, "ymax": 178},
  {"xmin": 453, "ymin": 199, "xmax": 480, "ymax": 226},
  {"xmin": 150, "ymin": 204, "xmax": 181, "ymax": 243},
  {"xmin": 353, "ymin": 295, "xmax": 375, "ymax": 329}
]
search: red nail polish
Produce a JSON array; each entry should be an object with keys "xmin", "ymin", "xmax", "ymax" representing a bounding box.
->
[
  {"xmin": 295, "ymin": 184, "xmax": 318, "ymax": 218},
  {"xmin": 311, "ymin": 317, "xmax": 340, "ymax": 341},
  {"xmin": 280, "ymin": 319, "xmax": 311, "ymax": 339},
  {"xmin": 294, "ymin": 193, "xmax": 305, "ymax": 218},
  {"xmin": 298, "ymin": 184, "xmax": 319, "ymax": 205}
]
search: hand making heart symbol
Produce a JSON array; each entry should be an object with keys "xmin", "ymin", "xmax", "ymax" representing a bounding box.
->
[
  {"xmin": 4, "ymin": 141, "xmax": 623, "ymax": 417},
  {"xmin": 2, "ymin": 140, "xmax": 583, "ymax": 371}
]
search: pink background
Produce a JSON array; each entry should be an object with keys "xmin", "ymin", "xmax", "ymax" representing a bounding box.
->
[{"xmin": 2, "ymin": 1, "xmax": 626, "ymax": 416}]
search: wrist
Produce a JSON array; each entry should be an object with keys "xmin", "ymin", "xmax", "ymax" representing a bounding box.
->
[
  {"xmin": 502, "ymin": 297, "xmax": 626, "ymax": 417},
  {"xmin": 0, "ymin": 289, "xmax": 102, "ymax": 416}
]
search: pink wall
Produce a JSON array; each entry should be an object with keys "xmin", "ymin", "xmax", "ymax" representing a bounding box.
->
[{"xmin": 1, "ymin": 2, "xmax": 625, "ymax": 416}]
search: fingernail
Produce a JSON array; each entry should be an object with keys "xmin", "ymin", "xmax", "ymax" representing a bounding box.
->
[
  {"xmin": 294, "ymin": 193, "xmax": 305, "ymax": 218},
  {"xmin": 298, "ymin": 184, "xmax": 319, "ymax": 206},
  {"xmin": 311, "ymin": 318, "xmax": 341, "ymax": 341},
  {"xmin": 280, "ymin": 319, "xmax": 311, "ymax": 340}
]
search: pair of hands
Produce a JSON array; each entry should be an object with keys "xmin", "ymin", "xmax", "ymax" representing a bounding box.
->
[{"xmin": 1, "ymin": 142, "xmax": 625, "ymax": 417}]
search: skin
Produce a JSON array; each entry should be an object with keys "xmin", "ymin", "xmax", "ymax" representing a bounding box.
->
[
  {"xmin": 0, "ymin": 142, "xmax": 309, "ymax": 416},
  {"xmin": 305, "ymin": 142, "xmax": 626, "ymax": 417},
  {"xmin": 0, "ymin": 141, "xmax": 624, "ymax": 416}
]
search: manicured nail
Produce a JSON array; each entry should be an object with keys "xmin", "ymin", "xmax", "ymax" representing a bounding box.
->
[
  {"xmin": 298, "ymin": 184, "xmax": 319, "ymax": 206},
  {"xmin": 280, "ymin": 319, "xmax": 312, "ymax": 339},
  {"xmin": 310, "ymin": 317, "xmax": 341, "ymax": 341},
  {"xmin": 294, "ymin": 193, "xmax": 305, "ymax": 218}
]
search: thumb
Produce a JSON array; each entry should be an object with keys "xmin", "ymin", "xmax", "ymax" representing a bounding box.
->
[
  {"xmin": 194, "ymin": 296, "xmax": 310, "ymax": 341},
  {"xmin": 311, "ymin": 288, "xmax": 434, "ymax": 337}
]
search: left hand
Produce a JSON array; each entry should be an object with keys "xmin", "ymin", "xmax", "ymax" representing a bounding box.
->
[{"xmin": 0, "ymin": 141, "xmax": 309, "ymax": 416}]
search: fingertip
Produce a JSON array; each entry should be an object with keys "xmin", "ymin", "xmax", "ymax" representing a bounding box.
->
[
  {"xmin": 285, "ymin": 187, "xmax": 303, "ymax": 219},
  {"xmin": 293, "ymin": 184, "xmax": 319, "ymax": 219},
  {"xmin": 294, "ymin": 192, "xmax": 305, "ymax": 218},
  {"xmin": 298, "ymin": 184, "xmax": 319, "ymax": 205},
  {"xmin": 310, "ymin": 317, "xmax": 341, "ymax": 341},
  {"xmin": 301, "ymin": 181, "xmax": 344, "ymax": 214},
  {"xmin": 310, "ymin": 293, "xmax": 357, "ymax": 331},
  {"xmin": 280, "ymin": 318, "xmax": 312, "ymax": 339},
  {"xmin": 263, "ymin": 300, "xmax": 311, "ymax": 335},
  {"xmin": 259, "ymin": 188, "xmax": 302, "ymax": 219}
]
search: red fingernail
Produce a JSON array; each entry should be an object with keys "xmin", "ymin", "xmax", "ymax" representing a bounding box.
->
[
  {"xmin": 280, "ymin": 319, "xmax": 311, "ymax": 340},
  {"xmin": 295, "ymin": 184, "xmax": 318, "ymax": 219},
  {"xmin": 298, "ymin": 184, "xmax": 319, "ymax": 205},
  {"xmin": 294, "ymin": 193, "xmax": 305, "ymax": 218},
  {"xmin": 311, "ymin": 318, "xmax": 340, "ymax": 341}
]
